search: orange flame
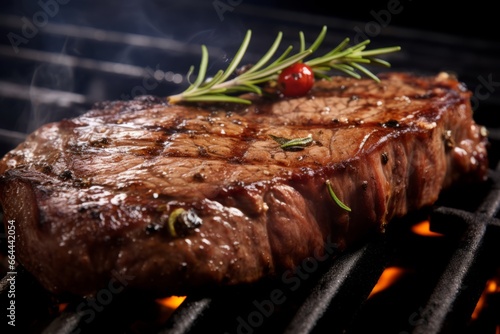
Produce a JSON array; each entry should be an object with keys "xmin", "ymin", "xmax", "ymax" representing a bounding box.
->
[
  {"xmin": 156, "ymin": 296, "xmax": 186, "ymax": 309},
  {"xmin": 369, "ymin": 266, "xmax": 407, "ymax": 298},
  {"xmin": 58, "ymin": 303, "xmax": 68, "ymax": 313},
  {"xmin": 472, "ymin": 279, "xmax": 500, "ymax": 320},
  {"xmin": 411, "ymin": 220, "xmax": 444, "ymax": 237}
]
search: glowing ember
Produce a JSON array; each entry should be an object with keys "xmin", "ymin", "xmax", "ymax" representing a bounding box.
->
[
  {"xmin": 471, "ymin": 278, "xmax": 500, "ymax": 320},
  {"xmin": 156, "ymin": 296, "xmax": 186, "ymax": 310},
  {"xmin": 58, "ymin": 303, "xmax": 68, "ymax": 313},
  {"xmin": 411, "ymin": 220, "xmax": 444, "ymax": 237},
  {"xmin": 368, "ymin": 266, "xmax": 408, "ymax": 297}
]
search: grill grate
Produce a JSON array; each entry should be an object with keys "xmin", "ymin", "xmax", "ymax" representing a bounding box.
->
[{"xmin": 1, "ymin": 1, "xmax": 500, "ymax": 333}]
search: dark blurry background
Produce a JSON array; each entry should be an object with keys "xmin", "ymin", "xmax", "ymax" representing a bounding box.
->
[
  {"xmin": 3, "ymin": 0, "xmax": 496, "ymax": 38},
  {"xmin": 0, "ymin": 0, "xmax": 498, "ymax": 156},
  {"xmin": 269, "ymin": 0, "xmax": 497, "ymax": 41}
]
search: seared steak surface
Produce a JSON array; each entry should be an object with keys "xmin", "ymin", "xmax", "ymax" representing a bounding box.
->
[{"xmin": 0, "ymin": 72, "xmax": 488, "ymax": 296}]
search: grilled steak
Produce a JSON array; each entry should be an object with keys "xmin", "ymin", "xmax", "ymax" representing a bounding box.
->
[{"xmin": 0, "ymin": 72, "xmax": 488, "ymax": 297}]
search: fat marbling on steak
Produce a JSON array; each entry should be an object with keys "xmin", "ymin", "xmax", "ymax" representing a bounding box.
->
[{"xmin": 0, "ymin": 72, "xmax": 488, "ymax": 296}]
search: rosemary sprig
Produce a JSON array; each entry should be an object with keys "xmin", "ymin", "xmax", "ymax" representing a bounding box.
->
[
  {"xmin": 167, "ymin": 26, "xmax": 400, "ymax": 104},
  {"xmin": 326, "ymin": 180, "xmax": 351, "ymax": 212}
]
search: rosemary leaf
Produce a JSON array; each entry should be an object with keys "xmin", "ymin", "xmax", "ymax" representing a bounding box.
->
[
  {"xmin": 331, "ymin": 64, "xmax": 362, "ymax": 79},
  {"xmin": 326, "ymin": 180, "xmax": 351, "ymax": 212},
  {"xmin": 191, "ymin": 45, "xmax": 209, "ymax": 90},
  {"xmin": 243, "ymin": 32, "xmax": 283, "ymax": 75},
  {"xmin": 225, "ymin": 83, "xmax": 262, "ymax": 95},
  {"xmin": 217, "ymin": 30, "xmax": 252, "ymax": 83},
  {"xmin": 307, "ymin": 25, "xmax": 327, "ymax": 53},
  {"xmin": 343, "ymin": 57, "xmax": 372, "ymax": 64},
  {"xmin": 201, "ymin": 70, "xmax": 225, "ymax": 90},
  {"xmin": 184, "ymin": 65, "xmax": 196, "ymax": 89},
  {"xmin": 349, "ymin": 62, "xmax": 380, "ymax": 82},
  {"xmin": 322, "ymin": 37, "xmax": 350, "ymax": 58},
  {"xmin": 269, "ymin": 134, "xmax": 289, "ymax": 145},
  {"xmin": 357, "ymin": 46, "xmax": 402, "ymax": 57},
  {"xmin": 270, "ymin": 134, "xmax": 313, "ymax": 151},
  {"xmin": 299, "ymin": 31, "xmax": 306, "ymax": 53},
  {"xmin": 314, "ymin": 71, "xmax": 334, "ymax": 81},
  {"xmin": 267, "ymin": 45, "xmax": 294, "ymax": 68},
  {"xmin": 183, "ymin": 94, "xmax": 252, "ymax": 104},
  {"xmin": 245, "ymin": 75, "xmax": 277, "ymax": 85},
  {"xmin": 369, "ymin": 58, "xmax": 392, "ymax": 67}
]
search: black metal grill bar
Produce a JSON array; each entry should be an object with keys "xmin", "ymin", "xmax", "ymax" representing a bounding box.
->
[
  {"xmin": 41, "ymin": 310, "xmax": 85, "ymax": 334},
  {"xmin": 477, "ymin": 167, "xmax": 500, "ymax": 218},
  {"xmin": 283, "ymin": 236, "xmax": 387, "ymax": 334},
  {"xmin": 411, "ymin": 164, "xmax": 500, "ymax": 334},
  {"xmin": 0, "ymin": 80, "xmax": 88, "ymax": 106},
  {"xmin": 0, "ymin": 14, "xmax": 208, "ymax": 56},
  {"xmin": 414, "ymin": 208, "xmax": 489, "ymax": 334},
  {"xmin": 0, "ymin": 128, "xmax": 27, "ymax": 144},
  {"xmin": 158, "ymin": 298, "xmax": 211, "ymax": 334},
  {"xmin": 0, "ymin": 45, "xmax": 161, "ymax": 79}
]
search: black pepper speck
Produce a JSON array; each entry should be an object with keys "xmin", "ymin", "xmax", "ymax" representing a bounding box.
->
[{"xmin": 381, "ymin": 152, "xmax": 389, "ymax": 165}]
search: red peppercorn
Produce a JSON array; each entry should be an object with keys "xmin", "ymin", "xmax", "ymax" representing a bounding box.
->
[{"xmin": 277, "ymin": 63, "xmax": 315, "ymax": 97}]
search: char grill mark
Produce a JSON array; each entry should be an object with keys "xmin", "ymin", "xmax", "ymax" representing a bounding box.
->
[{"xmin": 0, "ymin": 72, "xmax": 488, "ymax": 297}]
